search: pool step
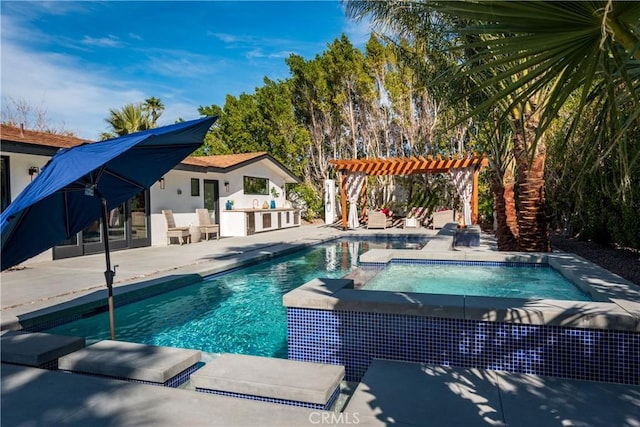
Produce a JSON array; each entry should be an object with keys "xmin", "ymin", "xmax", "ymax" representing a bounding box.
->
[
  {"xmin": 191, "ymin": 353, "xmax": 345, "ymax": 410},
  {"xmin": 58, "ymin": 340, "xmax": 202, "ymax": 387},
  {"xmin": 1, "ymin": 330, "xmax": 85, "ymax": 370}
]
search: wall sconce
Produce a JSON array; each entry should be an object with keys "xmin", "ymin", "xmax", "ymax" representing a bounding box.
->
[
  {"xmin": 158, "ymin": 177, "xmax": 165, "ymax": 190},
  {"xmin": 28, "ymin": 166, "xmax": 40, "ymax": 181},
  {"xmin": 224, "ymin": 181, "xmax": 230, "ymax": 193}
]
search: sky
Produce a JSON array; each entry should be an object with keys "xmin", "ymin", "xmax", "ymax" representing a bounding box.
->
[{"xmin": 1, "ymin": 1, "xmax": 371, "ymax": 140}]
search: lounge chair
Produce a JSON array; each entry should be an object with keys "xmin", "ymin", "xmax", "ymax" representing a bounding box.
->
[
  {"xmin": 367, "ymin": 210, "xmax": 391, "ymax": 229},
  {"xmin": 162, "ymin": 210, "xmax": 191, "ymax": 245},
  {"xmin": 196, "ymin": 208, "xmax": 219, "ymax": 241}
]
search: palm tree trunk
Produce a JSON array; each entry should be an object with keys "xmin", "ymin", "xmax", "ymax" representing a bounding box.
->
[
  {"xmin": 513, "ymin": 111, "xmax": 551, "ymax": 252},
  {"xmin": 492, "ymin": 171, "xmax": 519, "ymax": 251}
]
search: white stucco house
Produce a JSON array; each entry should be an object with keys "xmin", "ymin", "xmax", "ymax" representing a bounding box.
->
[{"xmin": 1, "ymin": 124, "xmax": 301, "ymax": 264}]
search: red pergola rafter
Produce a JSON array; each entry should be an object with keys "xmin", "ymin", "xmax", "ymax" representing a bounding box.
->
[{"xmin": 329, "ymin": 153, "xmax": 488, "ymax": 229}]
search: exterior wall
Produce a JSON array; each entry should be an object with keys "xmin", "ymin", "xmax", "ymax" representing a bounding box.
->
[
  {"xmin": 220, "ymin": 161, "xmax": 288, "ymax": 211},
  {"xmin": 150, "ymin": 169, "xmax": 209, "ymax": 246},
  {"xmin": 2, "ymin": 147, "xmax": 298, "ymax": 252},
  {"xmin": 216, "ymin": 161, "xmax": 292, "ymax": 237},
  {"xmin": 2, "ymin": 152, "xmax": 51, "ymax": 207},
  {"xmin": 1, "ymin": 151, "xmax": 55, "ymax": 263},
  {"xmin": 150, "ymin": 159, "xmax": 295, "ymax": 242}
]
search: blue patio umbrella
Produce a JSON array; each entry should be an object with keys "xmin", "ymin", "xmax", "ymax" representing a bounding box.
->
[{"xmin": 1, "ymin": 116, "xmax": 217, "ymax": 339}]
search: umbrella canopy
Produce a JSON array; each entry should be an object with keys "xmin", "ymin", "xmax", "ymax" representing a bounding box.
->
[
  {"xmin": 1, "ymin": 116, "xmax": 216, "ymax": 339},
  {"xmin": 1, "ymin": 116, "xmax": 216, "ymax": 270}
]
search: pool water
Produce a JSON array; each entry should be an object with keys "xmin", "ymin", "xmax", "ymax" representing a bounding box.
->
[
  {"xmin": 361, "ymin": 263, "xmax": 592, "ymax": 301},
  {"xmin": 43, "ymin": 236, "xmax": 429, "ymax": 358}
]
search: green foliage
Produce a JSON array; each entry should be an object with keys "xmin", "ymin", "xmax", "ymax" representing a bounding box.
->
[
  {"xmin": 103, "ymin": 98, "xmax": 164, "ymax": 139},
  {"xmin": 545, "ymin": 96, "xmax": 640, "ymax": 249},
  {"xmin": 194, "ymin": 104, "xmax": 228, "ymax": 156},
  {"xmin": 195, "ymin": 80, "xmax": 310, "ymax": 178},
  {"xmin": 288, "ymin": 182, "xmax": 323, "ymax": 222},
  {"xmin": 477, "ymin": 170, "xmax": 494, "ymax": 227},
  {"xmin": 394, "ymin": 174, "xmax": 456, "ymax": 216},
  {"xmin": 103, "ymin": 103, "xmax": 152, "ymax": 139}
]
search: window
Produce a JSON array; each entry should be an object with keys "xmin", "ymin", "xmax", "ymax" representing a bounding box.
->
[
  {"xmin": 191, "ymin": 178, "xmax": 200, "ymax": 196},
  {"xmin": 243, "ymin": 176, "xmax": 268, "ymax": 195}
]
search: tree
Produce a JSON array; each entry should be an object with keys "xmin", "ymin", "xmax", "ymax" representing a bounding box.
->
[
  {"xmin": 345, "ymin": 0, "xmax": 640, "ymax": 251},
  {"xmin": 196, "ymin": 79, "xmax": 310, "ymax": 178},
  {"xmin": 1, "ymin": 96, "xmax": 75, "ymax": 136},
  {"xmin": 143, "ymin": 97, "xmax": 165, "ymax": 126},
  {"xmin": 103, "ymin": 102, "xmax": 156, "ymax": 139},
  {"xmin": 195, "ymin": 104, "xmax": 228, "ymax": 156}
]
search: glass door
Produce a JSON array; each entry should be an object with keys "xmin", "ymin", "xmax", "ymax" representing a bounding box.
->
[
  {"xmin": 203, "ymin": 180, "xmax": 220, "ymax": 225},
  {"xmin": 83, "ymin": 203, "xmax": 127, "ymax": 254},
  {"xmin": 53, "ymin": 190, "xmax": 150, "ymax": 259},
  {"xmin": 129, "ymin": 190, "xmax": 150, "ymax": 248}
]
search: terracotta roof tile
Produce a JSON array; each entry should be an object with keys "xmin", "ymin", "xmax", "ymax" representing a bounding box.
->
[
  {"xmin": 0, "ymin": 124, "xmax": 90, "ymax": 148},
  {"xmin": 1, "ymin": 126, "xmax": 277, "ymax": 173},
  {"xmin": 182, "ymin": 152, "xmax": 267, "ymax": 168}
]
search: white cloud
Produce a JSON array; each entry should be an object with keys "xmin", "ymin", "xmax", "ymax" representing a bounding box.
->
[
  {"xmin": 141, "ymin": 50, "xmax": 221, "ymax": 78},
  {"xmin": 208, "ymin": 32, "xmax": 238, "ymax": 43},
  {"xmin": 247, "ymin": 49, "xmax": 294, "ymax": 60},
  {"xmin": 81, "ymin": 35, "xmax": 122, "ymax": 48},
  {"xmin": 1, "ymin": 40, "xmax": 173, "ymax": 140}
]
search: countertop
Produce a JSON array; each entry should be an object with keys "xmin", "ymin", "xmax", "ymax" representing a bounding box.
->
[{"xmin": 225, "ymin": 207, "xmax": 299, "ymax": 213}]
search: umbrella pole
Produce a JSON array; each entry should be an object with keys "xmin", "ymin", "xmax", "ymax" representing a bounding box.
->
[{"xmin": 100, "ymin": 198, "xmax": 117, "ymax": 340}]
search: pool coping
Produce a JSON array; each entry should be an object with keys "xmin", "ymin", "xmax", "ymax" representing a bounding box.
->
[{"xmin": 283, "ymin": 250, "xmax": 640, "ymax": 332}]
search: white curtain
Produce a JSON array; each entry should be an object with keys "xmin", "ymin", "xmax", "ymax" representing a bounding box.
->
[
  {"xmin": 348, "ymin": 241, "xmax": 360, "ymax": 267},
  {"xmin": 325, "ymin": 245, "xmax": 336, "ymax": 271},
  {"xmin": 450, "ymin": 167, "xmax": 473, "ymax": 226},
  {"xmin": 345, "ymin": 172, "xmax": 366, "ymax": 229}
]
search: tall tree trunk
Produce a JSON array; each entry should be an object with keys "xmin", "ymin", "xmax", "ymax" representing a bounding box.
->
[
  {"xmin": 513, "ymin": 108, "xmax": 551, "ymax": 252},
  {"xmin": 492, "ymin": 170, "xmax": 519, "ymax": 251},
  {"xmin": 503, "ymin": 167, "xmax": 519, "ymax": 240}
]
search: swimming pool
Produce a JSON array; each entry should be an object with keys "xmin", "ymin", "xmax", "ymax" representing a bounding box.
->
[
  {"xmin": 43, "ymin": 236, "xmax": 429, "ymax": 357},
  {"xmin": 361, "ymin": 262, "xmax": 592, "ymax": 301}
]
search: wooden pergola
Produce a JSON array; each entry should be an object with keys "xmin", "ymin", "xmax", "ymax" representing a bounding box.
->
[{"xmin": 329, "ymin": 153, "xmax": 489, "ymax": 229}]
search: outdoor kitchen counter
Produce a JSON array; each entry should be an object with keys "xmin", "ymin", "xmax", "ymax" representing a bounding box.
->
[
  {"xmin": 221, "ymin": 208, "xmax": 300, "ymax": 237},
  {"xmin": 228, "ymin": 208, "xmax": 300, "ymax": 212}
]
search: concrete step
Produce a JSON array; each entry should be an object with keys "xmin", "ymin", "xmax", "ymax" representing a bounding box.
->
[
  {"xmin": 1, "ymin": 330, "xmax": 85, "ymax": 369},
  {"xmin": 58, "ymin": 340, "xmax": 201, "ymax": 387},
  {"xmin": 191, "ymin": 353, "xmax": 344, "ymax": 410}
]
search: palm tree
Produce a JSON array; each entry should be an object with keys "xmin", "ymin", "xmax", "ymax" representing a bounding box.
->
[
  {"xmin": 345, "ymin": 0, "xmax": 639, "ymax": 251},
  {"xmin": 143, "ymin": 97, "xmax": 165, "ymax": 126},
  {"xmin": 103, "ymin": 103, "xmax": 152, "ymax": 139}
]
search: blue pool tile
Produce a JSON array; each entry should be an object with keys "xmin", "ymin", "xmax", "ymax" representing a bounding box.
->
[{"xmin": 288, "ymin": 308, "xmax": 639, "ymax": 384}]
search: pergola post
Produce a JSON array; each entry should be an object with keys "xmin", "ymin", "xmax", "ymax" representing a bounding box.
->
[
  {"xmin": 340, "ymin": 174, "xmax": 347, "ymax": 230},
  {"xmin": 360, "ymin": 178, "xmax": 367, "ymax": 223},
  {"xmin": 472, "ymin": 168, "xmax": 480, "ymax": 225}
]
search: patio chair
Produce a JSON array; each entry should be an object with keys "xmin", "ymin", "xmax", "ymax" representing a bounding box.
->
[
  {"xmin": 162, "ymin": 210, "xmax": 191, "ymax": 245},
  {"xmin": 367, "ymin": 210, "xmax": 391, "ymax": 229},
  {"xmin": 196, "ymin": 208, "xmax": 219, "ymax": 241}
]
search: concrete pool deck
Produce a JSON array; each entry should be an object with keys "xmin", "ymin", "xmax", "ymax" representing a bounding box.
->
[{"xmin": 2, "ymin": 223, "xmax": 639, "ymax": 426}]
